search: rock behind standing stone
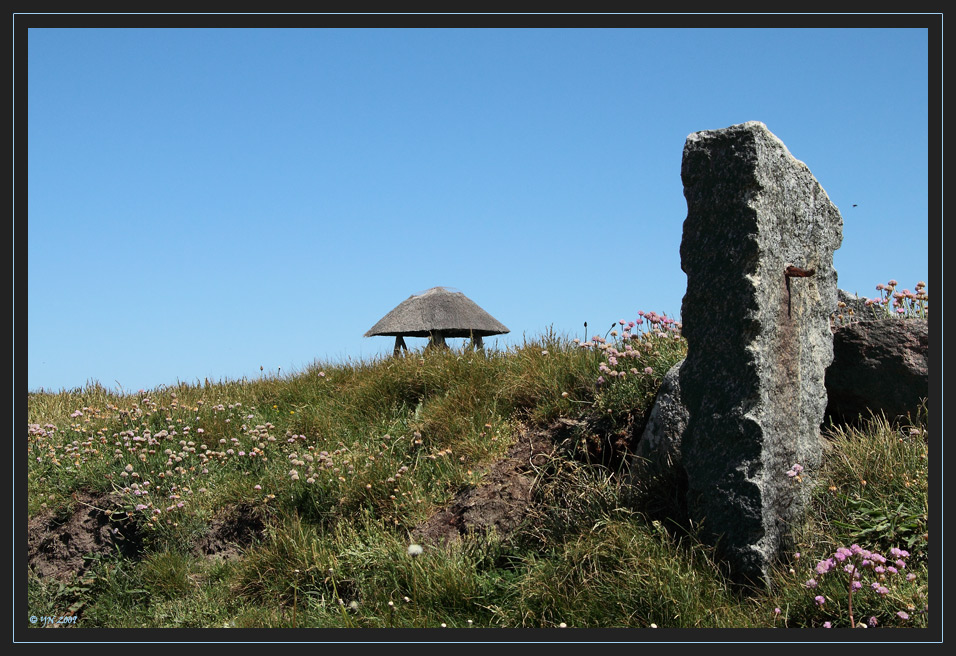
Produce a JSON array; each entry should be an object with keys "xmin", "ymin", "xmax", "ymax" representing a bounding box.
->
[
  {"xmin": 628, "ymin": 359, "xmax": 689, "ymax": 519},
  {"xmin": 634, "ymin": 359, "xmax": 687, "ymax": 469},
  {"xmin": 825, "ymin": 318, "xmax": 929, "ymax": 426}
]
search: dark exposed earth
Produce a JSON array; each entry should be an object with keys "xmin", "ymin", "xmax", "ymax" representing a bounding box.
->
[
  {"xmin": 27, "ymin": 490, "xmax": 143, "ymax": 581},
  {"xmin": 410, "ymin": 425, "xmax": 557, "ymax": 546},
  {"xmin": 28, "ymin": 494, "xmax": 271, "ymax": 581}
]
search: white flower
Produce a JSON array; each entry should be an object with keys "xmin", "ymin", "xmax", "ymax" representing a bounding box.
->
[{"xmin": 407, "ymin": 544, "xmax": 423, "ymax": 557}]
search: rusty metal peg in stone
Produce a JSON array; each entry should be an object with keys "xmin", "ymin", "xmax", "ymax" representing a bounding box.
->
[{"xmin": 785, "ymin": 265, "xmax": 816, "ymax": 278}]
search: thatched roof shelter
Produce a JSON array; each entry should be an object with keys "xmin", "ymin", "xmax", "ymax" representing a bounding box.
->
[{"xmin": 365, "ymin": 286, "xmax": 509, "ymax": 354}]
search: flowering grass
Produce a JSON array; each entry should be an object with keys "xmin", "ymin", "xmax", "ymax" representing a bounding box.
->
[
  {"xmin": 834, "ymin": 279, "xmax": 929, "ymax": 326},
  {"xmin": 26, "ymin": 301, "xmax": 929, "ymax": 631}
]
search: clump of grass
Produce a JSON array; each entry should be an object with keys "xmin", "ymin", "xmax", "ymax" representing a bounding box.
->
[
  {"xmin": 504, "ymin": 516, "xmax": 759, "ymax": 628},
  {"xmin": 141, "ymin": 550, "xmax": 197, "ymax": 600},
  {"xmin": 763, "ymin": 408, "xmax": 929, "ymax": 629},
  {"xmin": 815, "ymin": 408, "xmax": 929, "ymax": 563}
]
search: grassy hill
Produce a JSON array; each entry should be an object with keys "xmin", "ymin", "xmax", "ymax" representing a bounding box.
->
[{"xmin": 26, "ymin": 314, "xmax": 928, "ymax": 631}]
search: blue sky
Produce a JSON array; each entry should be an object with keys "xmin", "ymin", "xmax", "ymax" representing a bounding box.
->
[{"xmin": 23, "ymin": 20, "xmax": 935, "ymax": 393}]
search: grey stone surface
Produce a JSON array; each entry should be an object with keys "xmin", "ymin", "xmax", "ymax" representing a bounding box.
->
[
  {"xmin": 825, "ymin": 318, "xmax": 929, "ymax": 426},
  {"xmin": 633, "ymin": 359, "xmax": 687, "ymax": 474},
  {"xmin": 628, "ymin": 360, "xmax": 689, "ymax": 517},
  {"xmin": 678, "ymin": 121, "xmax": 843, "ymax": 586}
]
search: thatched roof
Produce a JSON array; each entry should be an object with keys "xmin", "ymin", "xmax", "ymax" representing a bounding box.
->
[{"xmin": 364, "ymin": 287, "xmax": 510, "ymax": 339}]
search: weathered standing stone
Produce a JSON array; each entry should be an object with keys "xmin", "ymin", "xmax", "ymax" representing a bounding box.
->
[{"xmin": 678, "ymin": 121, "xmax": 843, "ymax": 586}]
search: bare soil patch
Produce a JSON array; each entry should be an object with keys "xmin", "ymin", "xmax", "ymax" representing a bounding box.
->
[
  {"xmin": 27, "ymin": 490, "xmax": 142, "ymax": 581},
  {"xmin": 411, "ymin": 424, "xmax": 558, "ymax": 546},
  {"xmin": 194, "ymin": 502, "xmax": 268, "ymax": 561}
]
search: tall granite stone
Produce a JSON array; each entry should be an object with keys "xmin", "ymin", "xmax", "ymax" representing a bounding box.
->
[{"xmin": 678, "ymin": 121, "xmax": 843, "ymax": 586}]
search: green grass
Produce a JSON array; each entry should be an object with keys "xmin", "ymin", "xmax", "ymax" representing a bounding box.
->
[{"xmin": 25, "ymin": 317, "xmax": 929, "ymax": 631}]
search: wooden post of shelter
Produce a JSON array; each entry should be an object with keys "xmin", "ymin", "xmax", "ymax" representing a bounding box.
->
[
  {"xmin": 469, "ymin": 331, "xmax": 484, "ymax": 351},
  {"xmin": 426, "ymin": 331, "xmax": 448, "ymax": 351}
]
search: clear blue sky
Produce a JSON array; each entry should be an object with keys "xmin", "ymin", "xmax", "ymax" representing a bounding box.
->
[{"xmin": 23, "ymin": 21, "xmax": 934, "ymax": 393}]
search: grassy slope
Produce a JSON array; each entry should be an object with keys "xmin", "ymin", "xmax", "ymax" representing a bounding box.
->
[{"xmin": 26, "ymin": 321, "xmax": 929, "ymax": 630}]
